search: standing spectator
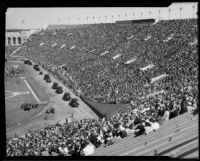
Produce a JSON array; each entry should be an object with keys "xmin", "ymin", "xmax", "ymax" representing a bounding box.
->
[{"xmin": 161, "ymin": 108, "xmax": 170, "ymax": 122}]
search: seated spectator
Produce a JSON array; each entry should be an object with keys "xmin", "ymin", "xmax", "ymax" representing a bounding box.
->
[
  {"xmin": 89, "ymin": 129, "xmax": 99, "ymax": 148},
  {"xmin": 134, "ymin": 122, "xmax": 146, "ymax": 137},
  {"xmin": 108, "ymin": 134, "xmax": 121, "ymax": 146}
]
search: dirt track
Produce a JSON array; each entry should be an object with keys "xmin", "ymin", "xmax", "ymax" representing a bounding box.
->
[{"xmin": 6, "ymin": 59, "xmax": 98, "ymax": 137}]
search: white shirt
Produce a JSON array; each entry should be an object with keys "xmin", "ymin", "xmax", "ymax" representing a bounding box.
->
[
  {"xmin": 63, "ymin": 147, "xmax": 68, "ymax": 155},
  {"xmin": 152, "ymin": 122, "xmax": 160, "ymax": 131},
  {"xmin": 58, "ymin": 147, "xmax": 65, "ymax": 154},
  {"xmin": 125, "ymin": 128, "xmax": 134, "ymax": 135},
  {"xmin": 162, "ymin": 111, "xmax": 170, "ymax": 121},
  {"xmin": 187, "ymin": 106, "xmax": 195, "ymax": 112},
  {"xmin": 145, "ymin": 122, "xmax": 160, "ymax": 134},
  {"xmin": 118, "ymin": 125, "xmax": 125, "ymax": 131},
  {"xmin": 82, "ymin": 143, "xmax": 95, "ymax": 156}
]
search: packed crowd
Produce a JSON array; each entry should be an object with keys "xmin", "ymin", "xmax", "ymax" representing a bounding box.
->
[
  {"xmin": 6, "ymin": 87, "xmax": 197, "ymax": 156},
  {"xmin": 6, "ymin": 19, "xmax": 198, "ymax": 156},
  {"xmin": 5, "ymin": 46, "xmax": 19, "ymax": 57},
  {"xmin": 15, "ymin": 19, "xmax": 197, "ymax": 104}
]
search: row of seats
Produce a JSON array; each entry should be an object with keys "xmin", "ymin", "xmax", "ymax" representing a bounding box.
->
[{"xmin": 91, "ymin": 112, "xmax": 198, "ymax": 157}]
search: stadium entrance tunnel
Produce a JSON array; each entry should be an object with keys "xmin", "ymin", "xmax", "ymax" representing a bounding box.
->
[{"xmin": 80, "ymin": 96, "xmax": 128, "ymax": 118}]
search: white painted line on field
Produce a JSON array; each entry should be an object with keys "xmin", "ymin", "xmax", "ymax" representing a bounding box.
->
[
  {"xmin": 5, "ymin": 91, "xmax": 30, "ymax": 99},
  {"xmin": 23, "ymin": 79, "xmax": 41, "ymax": 103}
]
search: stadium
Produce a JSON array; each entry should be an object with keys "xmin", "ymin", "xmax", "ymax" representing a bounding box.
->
[{"xmin": 5, "ymin": 4, "xmax": 198, "ymax": 158}]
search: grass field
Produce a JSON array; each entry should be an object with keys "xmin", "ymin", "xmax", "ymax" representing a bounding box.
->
[{"xmin": 5, "ymin": 62, "xmax": 49, "ymax": 128}]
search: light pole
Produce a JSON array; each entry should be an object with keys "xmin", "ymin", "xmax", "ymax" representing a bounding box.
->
[
  {"xmin": 192, "ymin": 6, "xmax": 195, "ymax": 18},
  {"xmin": 141, "ymin": 12, "xmax": 143, "ymax": 19},
  {"xmin": 86, "ymin": 17, "xmax": 88, "ymax": 24},
  {"xmin": 68, "ymin": 18, "xmax": 70, "ymax": 25},
  {"xmin": 118, "ymin": 14, "xmax": 120, "ymax": 20},
  {"xmin": 99, "ymin": 16, "xmax": 100, "ymax": 23},
  {"xmin": 149, "ymin": 11, "xmax": 151, "ymax": 18},
  {"xmin": 168, "ymin": 9, "xmax": 171, "ymax": 20},
  {"xmin": 93, "ymin": 16, "xmax": 95, "ymax": 24},
  {"xmin": 180, "ymin": 7, "xmax": 182, "ymax": 19},
  {"xmin": 125, "ymin": 13, "xmax": 127, "ymax": 20},
  {"xmin": 111, "ymin": 15, "xmax": 114, "ymax": 22},
  {"xmin": 78, "ymin": 17, "xmax": 80, "ymax": 24},
  {"xmin": 105, "ymin": 16, "xmax": 107, "ymax": 23},
  {"xmin": 158, "ymin": 10, "xmax": 161, "ymax": 20},
  {"xmin": 133, "ymin": 12, "xmax": 134, "ymax": 19}
]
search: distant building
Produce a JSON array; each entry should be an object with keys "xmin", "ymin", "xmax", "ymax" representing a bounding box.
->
[{"xmin": 5, "ymin": 29, "xmax": 39, "ymax": 46}]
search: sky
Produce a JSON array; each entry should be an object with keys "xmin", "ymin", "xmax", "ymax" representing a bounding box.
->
[{"xmin": 6, "ymin": 2, "xmax": 198, "ymax": 30}]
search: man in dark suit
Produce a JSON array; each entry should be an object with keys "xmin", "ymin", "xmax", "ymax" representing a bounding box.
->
[{"xmin": 134, "ymin": 122, "xmax": 145, "ymax": 137}]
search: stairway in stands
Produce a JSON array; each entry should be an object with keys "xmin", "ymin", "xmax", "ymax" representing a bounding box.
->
[{"xmin": 91, "ymin": 112, "xmax": 198, "ymax": 158}]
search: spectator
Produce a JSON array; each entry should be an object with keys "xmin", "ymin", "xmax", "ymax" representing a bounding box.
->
[
  {"xmin": 161, "ymin": 108, "xmax": 170, "ymax": 122},
  {"xmin": 80, "ymin": 139, "xmax": 95, "ymax": 156}
]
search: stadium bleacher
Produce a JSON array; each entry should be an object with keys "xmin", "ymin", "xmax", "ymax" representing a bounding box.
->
[
  {"xmin": 91, "ymin": 112, "xmax": 198, "ymax": 156},
  {"xmin": 6, "ymin": 18, "xmax": 198, "ymax": 157}
]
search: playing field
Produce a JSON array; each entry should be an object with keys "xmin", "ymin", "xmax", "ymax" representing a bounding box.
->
[{"xmin": 5, "ymin": 62, "xmax": 49, "ymax": 128}]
